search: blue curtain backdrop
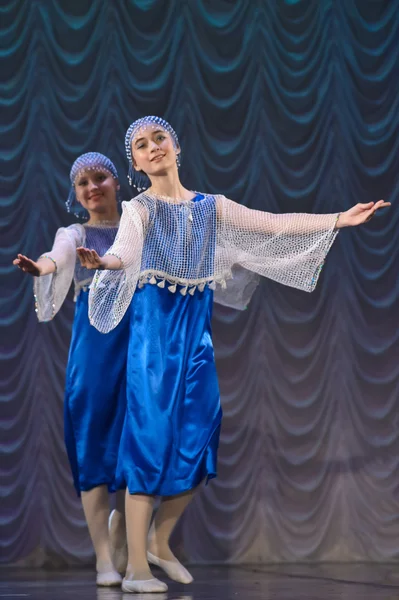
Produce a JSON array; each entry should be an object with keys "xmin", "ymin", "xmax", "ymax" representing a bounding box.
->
[{"xmin": 1, "ymin": 0, "xmax": 398, "ymax": 564}]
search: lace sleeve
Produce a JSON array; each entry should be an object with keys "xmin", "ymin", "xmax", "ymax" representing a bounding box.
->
[
  {"xmin": 33, "ymin": 225, "xmax": 84, "ymax": 322},
  {"xmin": 88, "ymin": 200, "xmax": 145, "ymax": 333},
  {"xmin": 216, "ymin": 196, "xmax": 339, "ymax": 294}
]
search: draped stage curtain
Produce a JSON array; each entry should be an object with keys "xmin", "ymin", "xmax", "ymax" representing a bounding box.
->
[{"xmin": 1, "ymin": 0, "xmax": 398, "ymax": 564}]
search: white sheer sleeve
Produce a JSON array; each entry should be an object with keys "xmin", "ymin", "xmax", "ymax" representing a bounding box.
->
[
  {"xmin": 216, "ymin": 196, "xmax": 339, "ymax": 297},
  {"xmin": 88, "ymin": 200, "xmax": 145, "ymax": 333},
  {"xmin": 33, "ymin": 224, "xmax": 84, "ymax": 322}
]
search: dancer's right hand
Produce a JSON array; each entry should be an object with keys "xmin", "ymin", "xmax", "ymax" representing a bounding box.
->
[
  {"xmin": 13, "ymin": 254, "xmax": 42, "ymax": 277},
  {"xmin": 77, "ymin": 247, "xmax": 104, "ymax": 270}
]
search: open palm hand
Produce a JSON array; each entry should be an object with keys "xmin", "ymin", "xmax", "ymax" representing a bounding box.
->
[
  {"xmin": 339, "ymin": 200, "xmax": 391, "ymax": 228},
  {"xmin": 13, "ymin": 254, "xmax": 41, "ymax": 277},
  {"xmin": 77, "ymin": 247, "xmax": 103, "ymax": 270}
]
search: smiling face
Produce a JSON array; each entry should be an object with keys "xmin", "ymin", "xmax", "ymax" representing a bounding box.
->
[
  {"xmin": 131, "ymin": 126, "xmax": 180, "ymax": 178},
  {"xmin": 74, "ymin": 168, "xmax": 119, "ymax": 214}
]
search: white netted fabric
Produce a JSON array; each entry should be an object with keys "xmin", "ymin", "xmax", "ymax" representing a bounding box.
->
[
  {"xmin": 88, "ymin": 201, "xmax": 145, "ymax": 333},
  {"xmin": 34, "ymin": 225, "xmax": 84, "ymax": 322},
  {"xmin": 215, "ymin": 195, "xmax": 339, "ymax": 306},
  {"xmin": 34, "ymin": 223, "xmax": 122, "ymax": 322},
  {"xmin": 88, "ymin": 192, "xmax": 339, "ymax": 332}
]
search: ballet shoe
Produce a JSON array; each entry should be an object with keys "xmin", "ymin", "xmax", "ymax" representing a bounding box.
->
[
  {"xmin": 96, "ymin": 568, "xmax": 122, "ymax": 587},
  {"xmin": 108, "ymin": 509, "xmax": 128, "ymax": 574},
  {"xmin": 147, "ymin": 551, "xmax": 193, "ymax": 584},
  {"xmin": 121, "ymin": 577, "xmax": 168, "ymax": 593},
  {"xmin": 121, "ymin": 595, "xmax": 168, "ymax": 600}
]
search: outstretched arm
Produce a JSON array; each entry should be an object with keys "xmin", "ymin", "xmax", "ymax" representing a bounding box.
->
[
  {"xmin": 217, "ymin": 197, "xmax": 390, "ymax": 234},
  {"xmin": 13, "ymin": 226, "xmax": 83, "ymax": 322},
  {"xmin": 13, "ymin": 254, "xmax": 56, "ymax": 277},
  {"xmin": 215, "ymin": 196, "xmax": 391, "ymax": 294},
  {"xmin": 76, "ymin": 248, "xmax": 123, "ymax": 271},
  {"xmin": 13, "ymin": 225, "xmax": 86, "ymax": 277}
]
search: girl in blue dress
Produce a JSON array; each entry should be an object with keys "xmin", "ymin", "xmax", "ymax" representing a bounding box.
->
[
  {"xmin": 77, "ymin": 119, "xmax": 390, "ymax": 594},
  {"xmin": 13, "ymin": 153, "xmax": 129, "ymax": 587}
]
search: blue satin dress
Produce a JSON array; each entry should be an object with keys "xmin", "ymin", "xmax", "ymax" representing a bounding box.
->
[
  {"xmin": 115, "ymin": 194, "xmax": 223, "ymax": 496},
  {"xmin": 64, "ymin": 226, "xmax": 130, "ymax": 496}
]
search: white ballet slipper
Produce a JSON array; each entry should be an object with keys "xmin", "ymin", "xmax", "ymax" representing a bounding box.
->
[
  {"xmin": 121, "ymin": 595, "xmax": 168, "ymax": 600},
  {"xmin": 121, "ymin": 577, "xmax": 168, "ymax": 593},
  {"xmin": 108, "ymin": 509, "xmax": 128, "ymax": 574},
  {"xmin": 96, "ymin": 569, "xmax": 122, "ymax": 587},
  {"xmin": 147, "ymin": 551, "xmax": 193, "ymax": 584}
]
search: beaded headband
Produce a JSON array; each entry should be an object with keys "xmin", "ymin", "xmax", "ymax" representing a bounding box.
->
[
  {"xmin": 66, "ymin": 152, "xmax": 119, "ymax": 218},
  {"xmin": 124, "ymin": 116, "xmax": 180, "ymax": 192}
]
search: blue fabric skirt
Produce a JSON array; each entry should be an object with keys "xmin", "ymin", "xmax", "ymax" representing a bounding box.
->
[
  {"xmin": 115, "ymin": 284, "xmax": 222, "ymax": 496},
  {"xmin": 64, "ymin": 290, "xmax": 129, "ymax": 496}
]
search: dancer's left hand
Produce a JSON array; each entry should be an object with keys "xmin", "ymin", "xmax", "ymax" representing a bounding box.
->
[{"xmin": 337, "ymin": 200, "xmax": 391, "ymax": 228}]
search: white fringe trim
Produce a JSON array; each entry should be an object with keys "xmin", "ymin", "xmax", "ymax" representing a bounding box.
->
[{"xmin": 137, "ymin": 270, "xmax": 232, "ymax": 295}]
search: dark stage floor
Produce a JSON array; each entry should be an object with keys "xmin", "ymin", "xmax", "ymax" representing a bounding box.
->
[{"xmin": 1, "ymin": 564, "xmax": 399, "ymax": 599}]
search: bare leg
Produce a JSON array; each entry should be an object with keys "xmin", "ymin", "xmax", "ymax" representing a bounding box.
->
[
  {"xmin": 81, "ymin": 485, "xmax": 121, "ymax": 586},
  {"xmin": 108, "ymin": 490, "xmax": 127, "ymax": 573},
  {"xmin": 147, "ymin": 488, "xmax": 196, "ymax": 584},
  {"xmin": 123, "ymin": 492, "xmax": 168, "ymax": 593},
  {"xmin": 148, "ymin": 489, "xmax": 194, "ymax": 560}
]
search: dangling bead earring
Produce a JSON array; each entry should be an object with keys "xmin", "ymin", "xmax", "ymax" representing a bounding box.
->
[
  {"xmin": 128, "ymin": 164, "xmax": 150, "ymax": 193},
  {"xmin": 66, "ymin": 187, "xmax": 89, "ymax": 220},
  {"xmin": 176, "ymin": 153, "xmax": 181, "ymax": 168},
  {"xmin": 127, "ymin": 164, "xmax": 134, "ymax": 187}
]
